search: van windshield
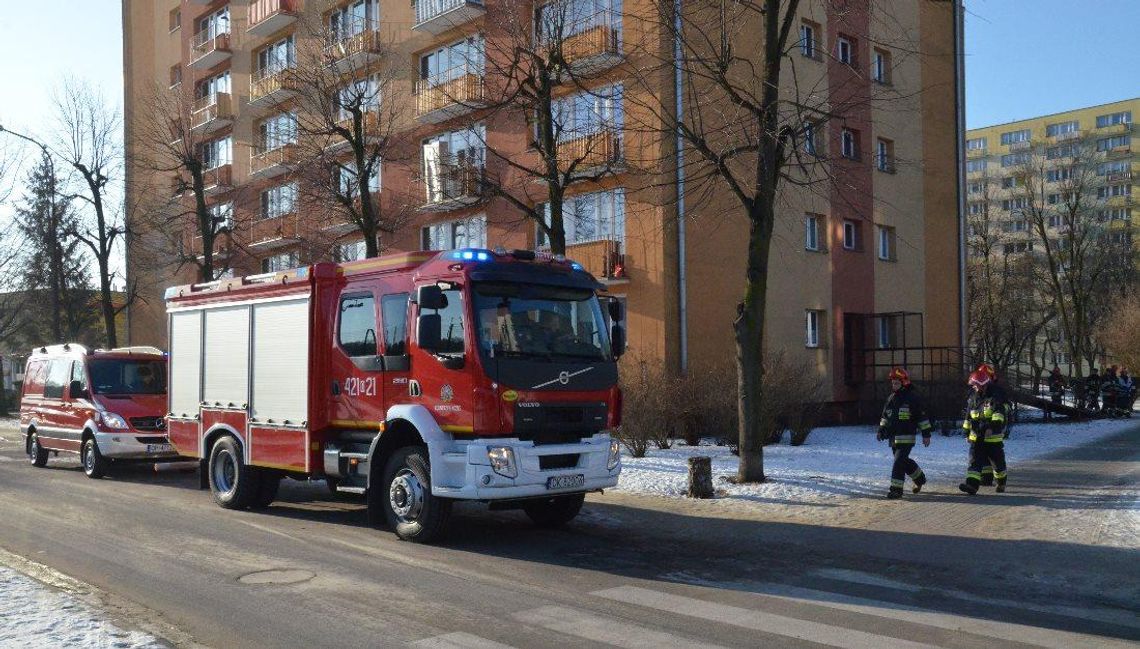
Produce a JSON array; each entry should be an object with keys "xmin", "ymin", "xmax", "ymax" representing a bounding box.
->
[
  {"xmin": 89, "ymin": 359, "xmax": 167, "ymax": 395},
  {"xmin": 473, "ymin": 282, "xmax": 611, "ymax": 362}
]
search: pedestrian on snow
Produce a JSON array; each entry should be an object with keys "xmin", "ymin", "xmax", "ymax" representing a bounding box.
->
[
  {"xmin": 1120, "ymin": 369, "xmax": 1136, "ymax": 413},
  {"xmin": 1046, "ymin": 366, "xmax": 1065, "ymax": 421},
  {"xmin": 1102, "ymin": 366, "xmax": 1120, "ymax": 412},
  {"xmin": 1085, "ymin": 368, "xmax": 1101, "ymax": 411},
  {"xmin": 877, "ymin": 368, "xmax": 933, "ymax": 499},
  {"xmin": 959, "ymin": 364, "xmax": 1010, "ymax": 495}
]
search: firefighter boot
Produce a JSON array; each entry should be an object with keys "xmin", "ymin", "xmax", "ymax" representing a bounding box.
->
[
  {"xmin": 995, "ymin": 476, "xmax": 1007, "ymax": 493},
  {"xmin": 887, "ymin": 486, "xmax": 903, "ymax": 499},
  {"xmin": 910, "ymin": 470, "xmax": 927, "ymax": 494}
]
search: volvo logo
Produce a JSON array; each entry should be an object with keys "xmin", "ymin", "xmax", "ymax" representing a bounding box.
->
[
  {"xmin": 558, "ymin": 371, "xmax": 570, "ymax": 385},
  {"xmin": 531, "ymin": 367, "xmax": 595, "ymax": 390}
]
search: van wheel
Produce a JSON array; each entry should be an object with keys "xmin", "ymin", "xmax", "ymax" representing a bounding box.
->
[
  {"xmin": 523, "ymin": 493, "xmax": 585, "ymax": 528},
  {"xmin": 81, "ymin": 437, "xmax": 108, "ymax": 479},
  {"xmin": 249, "ymin": 471, "xmax": 281, "ymax": 510},
  {"xmin": 378, "ymin": 446, "xmax": 451, "ymax": 543},
  {"xmin": 208, "ymin": 437, "xmax": 260, "ymax": 510},
  {"xmin": 27, "ymin": 431, "xmax": 48, "ymax": 467}
]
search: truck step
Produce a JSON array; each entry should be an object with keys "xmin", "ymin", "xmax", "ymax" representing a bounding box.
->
[{"xmin": 335, "ymin": 485, "xmax": 366, "ymax": 495}]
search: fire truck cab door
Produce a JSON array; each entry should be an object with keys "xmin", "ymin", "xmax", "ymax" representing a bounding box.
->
[
  {"xmin": 331, "ymin": 290, "xmax": 385, "ymax": 428},
  {"xmin": 410, "ymin": 283, "xmax": 474, "ymax": 434},
  {"xmin": 378, "ymin": 292, "xmax": 414, "ymax": 406}
]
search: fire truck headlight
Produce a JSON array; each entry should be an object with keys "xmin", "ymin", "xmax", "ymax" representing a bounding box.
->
[
  {"xmin": 101, "ymin": 412, "xmax": 130, "ymax": 430},
  {"xmin": 487, "ymin": 446, "xmax": 518, "ymax": 478},
  {"xmin": 607, "ymin": 439, "xmax": 621, "ymax": 471}
]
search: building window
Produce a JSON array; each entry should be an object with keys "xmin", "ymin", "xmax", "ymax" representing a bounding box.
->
[
  {"xmin": 842, "ymin": 219, "xmax": 860, "ymax": 250},
  {"xmin": 421, "ymin": 35, "xmax": 484, "ymax": 87},
  {"xmin": 805, "ymin": 310, "xmax": 823, "ymax": 348},
  {"xmin": 260, "ymin": 183, "xmax": 298, "ymax": 220},
  {"xmin": 966, "ymin": 137, "xmax": 987, "ymax": 151},
  {"xmin": 422, "ymin": 214, "xmax": 487, "ymax": 250},
  {"xmin": 966, "ymin": 159, "xmax": 986, "ymax": 174},
  {"xmin": 336, "ymin": 240, "xmax": 368, "ymax": 262},
  {"xmin": 1045, "ymin": 120, "xmax": 1079, "ymax": 137},
  {"xmin": 871, "ymin": 48, "xmax": 890, "ymax": 84},
  {"xmin": 1098, "ymin": 161, "xmax": 1129, "ymax": 177},
  {"xmin": 256, "ymin": 35, "xmax": 296, "ymax": 76},
  {"xmin": 1002, "ymin": 241, "xmax": 1033, "ymax": 255},
  {"xmin": 329, "ymin": 0, "xmax": 380, "ymax": 41},
  {"xmin": 1000, "ymin": 129, "xmax": 1031, "ymax": 146},
  {"xmin": 1001, "ymin": 152, "xmax": 1029, "ymax": 168},
  {"xmin": 803, "ymin": 121, "xmax": 818, "ymax": 156},
  {"xmin": 805, "ymin": 214, "xmax": 822, "ymax": 251},
  {"xmin": 877, "ymin": 317, "xmax": 896, "ymax": 349},
  {"xmin": 208, "ymin": 202, "xmax": 233, "ymax": 232},
  {"xmin": 169, "ymin": 7, "xmax": 182, "ymax": 31},
  {"xmin": 262, "ymin": 250, "xmax": 300, "ymax": 273},
  {"xmin": 337, "ymin": 74, "xmax": 383, "ymax": 122},
  {"xmin": 799, "ymin": 21, "xmax": 819, "ymax": 59},
  {"xmin": 1098, "ymin": 184, "xmax": 1132, "ymax": 198},
  {"xmin": 967, "ymin": 202, "xmax": 984, "ymax": 216},
  {"xmin": 552, "ymin": 83, "xmax": 624, "ymax": 143},
  {"xmin": 537, "ymin": 188, "xmax": 625, "ymax": 247},
  {"xmin": 257, "ymin": 112, "xmax": 297, "ymax": 150},
  {"xmin": 1099, "ymin": 208, "xmax": 1131, "ymax": 222},
  {"xmin": 841, "ymin": 128, "xmax": 859, "ymax": 160},
  {"xmin": 967, "ymin": 181, "xmax": 984, "ymax": 195},
  {"xmin": 875, "ymin": 138, "xmax": 894, "ymax": 172},
  {"xmin": 1001, "ymin": 198, "xmax": 1028, "ymax": 213},
  {"xmin": 1046, "ymin": 168, "xmax": 1074, "ymax": 183},
  {"xmin": 1096, "ymin": 111, "xmax": 1132, "ymax": 128},
  {"xmin": 423, "ymin": 124, "xmax": 486, "ymax": 204},
  {"xmin": 336, "ymin": 160, "xmax": 381, "ymax": 198},
  {"xmin": 198, "ymin": 136, "xmax": 232, "ymax": 170},
  {"xmin": 1096, "ymin": 134, "xmax": 1131, "ymax": 151},
  {"xmin": 876, "ymin": 225, "xmax": 896, "ymax": 261},
  {"xmin": 1001, "ymin": 176, "xmax": 1020, "ymax": 189},
  {"xmin": 198, "ymin": 6, "xmax": 231, "ymax": 40},
  {"xmin": 169, "ymin": 64, "xmax": 182, "ymax": 89},
  {"xmin": 1045, "ymin": 143, "xmax": 1078, "ymax": 160},
  {"xmin": 836, "ymin": 35, "xmax": 854, "ymax": 66},
  {"xmin": 535, "ymin": 0, "xmax": 622, "ymax": 42},
  {"xmin": 195, "ymin": 71, "xmax": 231, "ymax": 104}
]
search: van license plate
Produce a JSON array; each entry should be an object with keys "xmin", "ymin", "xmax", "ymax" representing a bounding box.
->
[
  {"xmin": 546, "ymin": 474, "xmax": 585, "ymax": 490},
  {"xmin": 146, "ymin": 444, "xmax": 173, "ymax": 454}
]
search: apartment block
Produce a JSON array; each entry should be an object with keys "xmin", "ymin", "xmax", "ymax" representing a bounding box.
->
[{"xmin": 123, "ymin": 0, "xmax": 963, "ymax": 414}]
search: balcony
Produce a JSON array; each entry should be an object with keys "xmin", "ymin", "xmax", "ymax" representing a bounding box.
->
[
  {"xmin": 415, "ymin": 74, "xmax": 486, "ymax": 124},
  {"xmin": 248, "ymin": 0, "xmax": 298, "ymax": 37},
  {"xmin": 966, "ymin": 147, "xmax": 986, "ymax": 159},
  {"xmin": 1105, "ymin": 195, "xmax": 1134, "ymax": 209},
  {"xmin": 202, "ymin": 165, "xmax": 233, "ymax": 196},
  {"xmin": 565, "ymin": 239, "xmax": 627, "ymax": 283},
  {"xmin": 559, "ymin": 25, "xmax": 623, "ymax": 76},
  {"xmin": 250, "ymin": 143, "xmax": 299, "ymax": 179},
  {"xmin": 413, "ymin": 0, "xmax": 485, "ymax": 35},
  {"xmin": 1106, "ymin": 171, "xmax": 1133, "ymax": 183},
  {"xmin": 250, "ymin": 66, "xmax": 300, "ymax": 108},
  {"xmin": 422, "ymin": 163, "xmax": 483, "ymax": 212},
  {"xmin": 190, "ymin": 93, "xmax": 233, "ymax": 135},
  {"xmin": 1050, "ymin": 130, "xmax": 1083, "ymax": 142},
  {"xmin": 190, "ymin": 29, "xmax": 232, "ymax": 69},
  {"xmin": 1098, "ymin": 122, "xmax": 1133, "ymax": 134},
  {"xmin": 556, "ymin": 130, "xmax": 622, "ymax": 176},
  {"xmin": 248, "ymin": 213, "xmax": 301, "ymax": 251},
  {"xmin": 1106, "ymin": 145, "xmax": 1132, "ymax": 159},
  {"xmin": 324, "ymin": 29, "xmax": 384, "ymax": 73},
  {"xmin": 1008, "ymin": 140, "xmax": 1031, "ymax": 152}
]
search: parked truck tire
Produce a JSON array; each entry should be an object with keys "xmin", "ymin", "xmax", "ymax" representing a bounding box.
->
[
  {"xmin": 249, "ymin": 470, "xmax": 281, "ymax": 510},
  {"xmin": 376, "ymin": 445, "xmax": 451, "ymax": 543},
  {"xmin": 27, "ymin": 430, "xmax": 48, "ymax": 467},
  {"xmin": 523, "ymin": 493, "xmax": 585, "ymax": 528},
  {"xmin": 81, "ymin": 436, "xmax": 108, "ymax": 479},
  {"xmin": 208, "ymin": 436, "xmax": 260, "ymax": 510}
]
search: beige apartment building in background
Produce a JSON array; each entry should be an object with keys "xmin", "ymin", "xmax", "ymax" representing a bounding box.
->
[{"xmin": 123, "ymin": 0, "xmax": 964, "ymax": 417}]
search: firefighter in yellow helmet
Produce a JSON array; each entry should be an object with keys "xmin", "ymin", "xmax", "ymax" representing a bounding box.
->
[
  {"xmin": 959, "ymin": 364, "xmax": 1010, "ymax": 495},
  {"xmin": 877, "ymin": 367, "xmax": 933, "ymax": 499}
]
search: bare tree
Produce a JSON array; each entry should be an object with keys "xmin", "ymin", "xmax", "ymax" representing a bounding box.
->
[{"xmin": 53, "ymin": 80, "xmax": 132, "ymax": 347}]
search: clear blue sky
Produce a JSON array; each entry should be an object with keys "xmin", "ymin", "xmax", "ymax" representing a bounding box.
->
[{"xmin": 964, "ymin": 0, "xmax": 1139, "ymax": 128}]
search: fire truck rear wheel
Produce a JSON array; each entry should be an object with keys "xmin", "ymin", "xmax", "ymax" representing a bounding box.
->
[
  {"xmin": 81, "ymin": 436, "xmax": 108, "ymax": 479},
  {"xmin": 208, "ymin": 436, "xmax": 260, "ymax": 510},
  {"xmin": 249, "ymin": 471, "xmax": 281, "ymax": 510},
  {"xmin": 523, "ymin": 493, "xmax": 585, "ymax": 528},
  {"xmin": 27, "ymin": 431, "xmax": 48, "ymax": 467},
  {"xmin": 379, "ymin": 446, "xmax": 451, "ymax": 543}
]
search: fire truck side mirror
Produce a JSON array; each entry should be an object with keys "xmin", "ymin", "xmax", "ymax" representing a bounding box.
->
[
  {"xmin": 417, "ymin": 313, "xmax": 442, "ymax": 352},
  {"xmin": 607, "ymin": 298, "xmax": 623, "ymax": 323},
  {"xmin": 416, "ymin": 285, "xmax": 447, "ymax": 310},
  {"xmin": 611, "ymin": 324, "xmax": 626, "ymax": 359}
]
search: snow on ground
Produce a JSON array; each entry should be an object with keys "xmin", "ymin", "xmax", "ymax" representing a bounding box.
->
[
  {"xmin": 614, "ymin": 418, "xmax": 1139, "ymax": 505},
  {"xmin": 0, "ymin": 567, "xmax": 164, "ymax": 649}
]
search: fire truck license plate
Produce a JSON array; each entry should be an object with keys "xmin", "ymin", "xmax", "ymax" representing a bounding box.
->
[
  {"xmin": 146, "ymin": 444, "xmax": 173, "ymax": 454},
  {"xmin": 546, "ymin": 474, "xmax": 585, "ymax": 490}
]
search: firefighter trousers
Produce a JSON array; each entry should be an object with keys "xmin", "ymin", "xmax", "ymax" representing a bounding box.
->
[
  {"xmin": 966, "ymin": 441, "xmax": 1007, "ymax": 488},
  {"xmin": 890, "ymin": 443, "xmax": 926, "ymax": 490}
]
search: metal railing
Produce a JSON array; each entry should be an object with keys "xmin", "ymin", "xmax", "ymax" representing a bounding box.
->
[
  {"xmin": 415, "ymin": 74, "xmax": 486, "ymax": 118},
  {"xmin": 415, "ymin": 0, "xmax": 483, "ymax": 26},
  {"xmin": 249, "ymin": 0, "xmax": 297, "ymax": 30},
  {"xmin": 556, "ymin": 130, "xmax": 621, "ymax": 172},
  {"xmin": 190, "ymin": 93, "xmax": 232, "ymax": 129}
]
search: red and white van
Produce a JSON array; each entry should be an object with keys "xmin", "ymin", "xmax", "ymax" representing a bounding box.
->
[{"xmin": 19, "ymin": 344, "xmax": 178, "ymax": 478}]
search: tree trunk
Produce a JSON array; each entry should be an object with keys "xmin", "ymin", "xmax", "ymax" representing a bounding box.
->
[
  {"xmin": 190, "ymin": 164, "xmax": 214, "ymax": 282},
  {"xmin": 734, "ymin": 217, "xmax": 773, "ymax": 483}
]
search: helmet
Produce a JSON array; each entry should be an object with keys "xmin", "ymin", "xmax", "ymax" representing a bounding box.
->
[
  {"xmin": 888, "ymin": 367, "xmax": 910, "ymax": 386},
  {"xmin": 968, "ymin": 365, "xmax": 993, "ymax": 389}
]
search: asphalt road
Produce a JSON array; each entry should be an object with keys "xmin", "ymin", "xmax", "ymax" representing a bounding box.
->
[{"xmin": 0, "ymin": 424, "xmax": 1137, "ymax": 649}]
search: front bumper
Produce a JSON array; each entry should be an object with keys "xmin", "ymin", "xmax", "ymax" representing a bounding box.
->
[
  {"xmin": 430, "ymin": 432, "xmax": 620, "ymax": 500},
  {"xmin": 94, "ymin": 432, "xmax": 181, "ymax": 460}
]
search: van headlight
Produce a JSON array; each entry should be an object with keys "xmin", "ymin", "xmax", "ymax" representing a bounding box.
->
[
  {"xmin": 487, "ymin": 446, "xmax": 518, "ymax": 478},
  {"xmin": 607, "ymin": 438, "xmax": 621, "ymax": 471},
  {"xmin": 100, "ymin": 412, "xmax": 129, "ymax": 430}
]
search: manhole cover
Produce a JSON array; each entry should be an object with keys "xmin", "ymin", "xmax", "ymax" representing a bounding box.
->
[{"xmin": 238, "ymin": 569, "xmax": 314, "ymax": 585}]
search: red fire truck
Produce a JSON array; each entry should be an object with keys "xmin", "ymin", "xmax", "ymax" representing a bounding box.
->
[{"xmin": 165, "ymin": 248, "xmax": 624, "ymax": 542}]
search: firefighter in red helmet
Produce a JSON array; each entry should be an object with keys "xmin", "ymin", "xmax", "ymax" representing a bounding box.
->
[
  {"xmin": 959, "ymin": 364, "xmax": 1010, "ymax": 495},
  {"xmin": 877, "ymin": 367, "xmax": 933, "ymax": 499}
]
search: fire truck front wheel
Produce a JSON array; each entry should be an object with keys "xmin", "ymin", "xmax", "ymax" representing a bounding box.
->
[
  {"xmin": 81, "ymin": 436, "xmax": 108, "ymax": 479},
  {"xmin": 376, "ymin": 446, "xmax": 452, "ymax": 543},
  {"xmin": 208, "ymin": 436, "xmax": 260, "ymax": 510},
  {"xmin": 523, "ymin": 493, "xmax": 586, "ymax": 528},
  {"xmin": 27, "ymin": 430, "xmax": 48, "ymax": 467}
]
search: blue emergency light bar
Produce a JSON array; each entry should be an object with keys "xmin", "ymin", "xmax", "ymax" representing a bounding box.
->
[{"xmin": 446, "ymin": 247, "xmax": 584, "ymax": 271}]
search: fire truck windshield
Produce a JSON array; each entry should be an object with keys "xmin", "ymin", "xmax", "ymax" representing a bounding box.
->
[
  {"xmin": 473, "ymin": 282, "xmax": 612, "ymax": 362},
  {"xmin": 89, "ymin": 359, "xmax": 167, "ymax": 395}
]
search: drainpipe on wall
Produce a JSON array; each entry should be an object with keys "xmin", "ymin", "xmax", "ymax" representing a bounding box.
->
[
  {"xmin": 954, "ymin": 0, "xmax": 967, "ymax": 363},
  {"xmin": 674, "ymin": 0, "xmax": 688, "ymax": 374}
]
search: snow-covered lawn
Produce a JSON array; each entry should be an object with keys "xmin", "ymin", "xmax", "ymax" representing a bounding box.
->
[
  {"xmin": 0, "ymin": 567, "xmax": 163, "ymax": 648},
  {"xmin": 614, "ymin": 418, "xmax": 1138, "ymax": 504}
]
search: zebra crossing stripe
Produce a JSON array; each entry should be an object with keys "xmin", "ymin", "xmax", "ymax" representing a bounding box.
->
[
  {"xmin": 592, "ymin": 586, "xmax": 948, "ymax": 649},
  {"xmin": 410, "ymin": 632, "xmax": 517, "ymax": 649},
  {"xmin": 513, "ymin": 605, "xmax": 729, "ymax": 649}
]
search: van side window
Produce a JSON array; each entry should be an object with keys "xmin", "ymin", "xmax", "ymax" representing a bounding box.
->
[
  {"xmin": 70, "ymin": 361, "xmax": 87, "ymax": 392},
  {"xmin": 338, "ymin": 294, "xmax": 377, "ymax": 357},
  {"xmin": 381, "ymin": 293, "xmax": 408, "ymax": 356},
  {"xmin": 43, "ymin": 360, "xmax": 71, "ymax": 399},
  {"xmin": 22, "ymin": 360, "xmax": 47, "ymax": 396}
]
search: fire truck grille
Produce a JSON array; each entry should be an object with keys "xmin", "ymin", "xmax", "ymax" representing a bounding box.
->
[
  {"xmin": 544, "ymin": 407, "xmax": 584, "ymax": 425},
  {"xmin": 539, "ymin": 454, "xmax": 580, "ymax": 470},
  {"xmin": 130, "ymin": 417, "xmax": 166, "ymax": 432}
]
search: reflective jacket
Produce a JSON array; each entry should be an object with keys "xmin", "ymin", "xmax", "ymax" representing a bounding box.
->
[
  {"xmin": 962, "ymin": 383, "xmax": 1011, "ymax": 443},
  {"xmin": 879, "ymin": 385, "xmax": 934, "ymax": 445}
]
